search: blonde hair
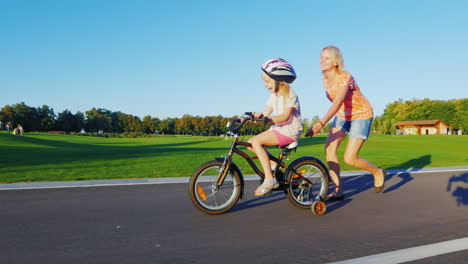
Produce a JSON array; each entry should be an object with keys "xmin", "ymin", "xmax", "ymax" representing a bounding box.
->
[
  {"xmin": 322, "ymin": 46, "xmax": 344, "ymax": 74},
  {"xmin": 263, "ymin": 72, "xmax": 292, "ymax": 108}
]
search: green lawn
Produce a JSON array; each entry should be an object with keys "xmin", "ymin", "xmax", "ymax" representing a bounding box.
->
[{"xmin": 0, "ymin": 132, "xmax": 467, "ymax": 183}]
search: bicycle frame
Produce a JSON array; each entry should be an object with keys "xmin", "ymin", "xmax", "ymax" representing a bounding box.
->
[{"xmin": 214, "ymin": 133, "xmax": 314, "ymax": 189}]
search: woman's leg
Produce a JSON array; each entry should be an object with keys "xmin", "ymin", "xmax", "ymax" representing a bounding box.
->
[
  {"xmin": 325, "ymin": 127, "xmax": 346, "ymax": 195},
  {"xmin": 247, "ymin": 131, "xmax": 279, "ymax": 181},
  {"xmin": 343, "ymin": 138, "xmax": 385, "ymax": 187}
]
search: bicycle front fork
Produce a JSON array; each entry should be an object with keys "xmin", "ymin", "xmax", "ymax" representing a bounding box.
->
[{"xmin": 214, "ymin": 155, "xmax": 232, "ymax": 187}]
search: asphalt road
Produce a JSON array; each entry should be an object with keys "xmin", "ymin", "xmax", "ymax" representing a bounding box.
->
[{"xmin": 1, "ymin": 169, "xmax": 467, "ymax": 264}]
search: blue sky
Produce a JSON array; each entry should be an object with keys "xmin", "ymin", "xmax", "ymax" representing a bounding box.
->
[{"xmin": 1, "ymin": 0, "xmax": 467, "ymax": 121}]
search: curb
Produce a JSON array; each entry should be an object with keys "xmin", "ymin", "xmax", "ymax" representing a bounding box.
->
[{"xmin": 1, "ymin": 166, "xmax": 467, "ymax": 191}]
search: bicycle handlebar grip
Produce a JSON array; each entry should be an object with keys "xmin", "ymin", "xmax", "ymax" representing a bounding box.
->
[{"xmin": 228, "ymin": 118, "xmax": 243, "ymax": 131}]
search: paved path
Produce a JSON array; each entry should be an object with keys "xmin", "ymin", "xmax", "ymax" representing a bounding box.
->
[{"xmin": 1, "ymin": 168, "xmax": 467, "ymax": 263}]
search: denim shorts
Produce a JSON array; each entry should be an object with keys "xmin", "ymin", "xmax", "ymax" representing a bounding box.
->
[{"xmin": 331, "ymin": 116, "xmax": 373, "ymax": 140}]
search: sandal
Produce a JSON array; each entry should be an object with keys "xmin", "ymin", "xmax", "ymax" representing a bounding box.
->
[{"xmin": 255, "ymin": 179, "xmax": 279, "ymax": 196}]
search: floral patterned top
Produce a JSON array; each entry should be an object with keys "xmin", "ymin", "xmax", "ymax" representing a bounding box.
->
[{"xmin": 323, "ymin": 71, "xmax": 373, "ymax": 120}]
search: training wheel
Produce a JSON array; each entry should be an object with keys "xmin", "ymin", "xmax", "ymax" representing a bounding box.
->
[{"xmin": 311, "ymin": 201, "xmax": 326, "ymax": 215}]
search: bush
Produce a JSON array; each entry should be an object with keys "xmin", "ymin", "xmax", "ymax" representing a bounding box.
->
[{"xmin": 48, "ymin": 131, "xmax": 67, "ymax": 135}]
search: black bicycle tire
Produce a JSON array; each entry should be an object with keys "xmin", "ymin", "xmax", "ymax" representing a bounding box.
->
[
  {"xmin": 188, "ymin": 160, "xmax": 242, "ymax": 215},
  {"xmin": 285, "ymin": 158, "xmax": 329, "ymax": 209}
]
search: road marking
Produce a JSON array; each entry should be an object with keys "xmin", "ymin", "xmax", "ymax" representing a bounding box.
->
[
  {"xmin": 1, "ymin": 167, "xmax": 467, "ymax": 190},
  {"xmin": 328, "ymin": 237, "xmax": 468, "ymax": 264}
]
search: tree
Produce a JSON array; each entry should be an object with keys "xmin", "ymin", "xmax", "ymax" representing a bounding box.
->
[
  {"xmin": 56, "ymin": 110, "xmax": 74, "ymax": 132},
  {"xmin": 176, "ymin": 115, "xmax": 194, "ymax": 135},
  {"xmin": 55, "ymin": 110, "xmax": 84, "ymax": 132},
  {"xmin": 0, "ymin": 105, "xmax": 14, "ymax": 124},
  {"xmin": 12, "ymin": 102, "xmax": 40, "ymax": 132},
  {"xmin": 159, "ymin": 118, "xmax": 174, "ymax": 134},
  {"xmin": 38, "ymin": 105, "xmax": 56, "ymax": 131},
  {"xmin": 142, "ymin": 115, "xmax": 155, "ymax": 134},
  {"xmin": 111, "ymin": 111, "xmax": 127, "ymax": 133},
  {"xmin": 124, "ymin": 115, "xmax": 143, "ymax": 132},
  {"xmin": 451, "ymin": 99, "xmax": 468, "ymax": 131},
  {"xmin": 85, "ymin": 108, "xmax": 112, "ymax": 132},
  {"xmin": 74, "ymin": 112, "xmax": 85, "ymax": 132}
]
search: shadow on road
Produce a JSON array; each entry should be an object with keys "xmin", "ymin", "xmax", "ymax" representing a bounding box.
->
[
  {"xmin": 447, "ymin": 172, "xmax": 468, "ymax": 206},
  {"xmin": 229, "ymin": 155, "xmax": 435, "ymax": 214},
  {"xmin": 229, "ymin": 192, "xmax": 286, "ymax": 213},
  {"xmin": 326, "ymin": 155, "xmax": 433, "ymax": 213},
  {"xmin": 383, "ymin": 155, "xmax": 432, "ymax": 194}
]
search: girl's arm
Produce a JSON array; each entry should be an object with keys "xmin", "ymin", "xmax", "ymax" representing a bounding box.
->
[
  {"xmin": 262, "ymin": 106, "xmax": 273, "ymax": 118},
  {"xmin": 267, "ymin": 106, "xmax": 293, "ymax": 123},
  {"xmin": 253, "ymin": 106, "xmax": 272, "ymax": 119}
]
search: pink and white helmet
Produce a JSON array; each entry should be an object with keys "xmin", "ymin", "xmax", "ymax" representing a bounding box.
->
[{"xmin": 261, "ymin": 58, "xmax": 296, "ymax": 83}]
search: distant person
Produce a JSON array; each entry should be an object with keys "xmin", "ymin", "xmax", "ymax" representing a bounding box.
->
[
  {"xmin": 247, "ymin": 58, "xmax": 303, "ymax": 196},
  {"xmin": 305, "ymin": 46, "xmax": 386, "ymax": 200},
  {"xmin": 17, "ymin": 124, "xmax": 24, "ymax": 135},
  {"xmin": 6, "ymin": 122, "xmax": 11, "ymax": 133}
]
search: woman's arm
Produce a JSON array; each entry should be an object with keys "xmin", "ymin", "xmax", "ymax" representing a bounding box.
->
[
  {"xmin": 307, "ymin": 83, "xmax": 349, "ymax": 136},
  {"xmin": 321, "ymin": 84, "xmax": 348, "ymax": 124}
]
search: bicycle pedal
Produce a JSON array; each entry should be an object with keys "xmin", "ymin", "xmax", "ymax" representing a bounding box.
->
[
  {"xmin": 272, "ymin": 183, "xmax": 287, "ymax": 191},
  {"xmin": 275, "ymin": 171, "xmax": 285, "ymax": 181}
]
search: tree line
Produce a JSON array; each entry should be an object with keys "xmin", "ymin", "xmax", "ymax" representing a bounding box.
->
[
  {"xmin": 0, "ymin": 98, "xmax": 466, "ymax": 136},
  {"xmin": 373, "ymin": 98, "xmax": 467, "ymax": 134},
  {"xmin": 0, "ymin": 102, "xmax": 270, "ymax": 135}
]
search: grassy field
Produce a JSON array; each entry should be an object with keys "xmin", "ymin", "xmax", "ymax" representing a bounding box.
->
[{"xmin": 0, "ymin": 131, "xmax": 467, "ymax": 183}]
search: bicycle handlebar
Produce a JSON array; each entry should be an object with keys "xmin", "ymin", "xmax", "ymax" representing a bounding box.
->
[{"xmin": 227, "ymin": 112, "xmax": 269, "ymax": 132}]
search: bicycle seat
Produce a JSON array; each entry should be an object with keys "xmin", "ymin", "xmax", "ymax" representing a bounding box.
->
[{"xmin": 281, "ymin": 141, "xmax": 297, "ymax": 150}]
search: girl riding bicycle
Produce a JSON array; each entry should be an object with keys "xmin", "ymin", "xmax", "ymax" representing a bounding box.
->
[{"xmin": 248, "ymin": 58, "xmax": 303, "ymax": 196}]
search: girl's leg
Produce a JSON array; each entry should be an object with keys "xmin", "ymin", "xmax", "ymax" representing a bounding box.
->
[
  {"xmin": 247, "ymin": 131, "xmax": 279, "ymax": 181},
  {"xmin": 343, "ymin": 138, "xmax": 385, "ymax": 187},
  {"xmin": 325, "ymin": 127, "xmax": 346, "ymax": 195}
]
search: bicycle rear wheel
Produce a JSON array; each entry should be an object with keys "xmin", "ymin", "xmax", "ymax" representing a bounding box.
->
[
  {"xmin": 188, "ymin": 160, "xmax": 242, "ymax": 214},
  {"xmin": 286, "ymin": 158, "xmax": 329, "ymax": 209}
]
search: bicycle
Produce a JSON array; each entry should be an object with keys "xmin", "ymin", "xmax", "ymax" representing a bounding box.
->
[{"xmin": 188, "ymin": 112, "xmax": 329, "ymax": 215}]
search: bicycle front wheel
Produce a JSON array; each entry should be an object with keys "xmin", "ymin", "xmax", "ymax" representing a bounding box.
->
[
  {"xmin": 188, "ymin": 160, "xmax": 242, "ymax": 214},
  {"xmin": 286, "ymin": 158, "xmax": 329, "ymax": 209}
]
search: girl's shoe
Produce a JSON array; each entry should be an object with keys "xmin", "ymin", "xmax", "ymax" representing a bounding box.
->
[{"xmin": 255, "ymin": 179, "xmax": 279, "ymax": 196}]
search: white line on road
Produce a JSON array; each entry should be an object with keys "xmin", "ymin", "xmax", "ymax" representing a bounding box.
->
[{"xmin": 328, "ymin": 237, "xmax": 468, "ymax": 264}]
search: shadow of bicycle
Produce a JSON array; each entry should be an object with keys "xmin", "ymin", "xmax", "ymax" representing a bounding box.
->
[
  {"xmin": 447, "ymin": 172, "xmax": 468, "ymax": 206},
  {"xmin": 229, "ymin": 155, "xmax": 435, "ymax": 214},
  {"xmin": 229, "ymin": 192, "xmax": 286, "ymax": 213}
]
